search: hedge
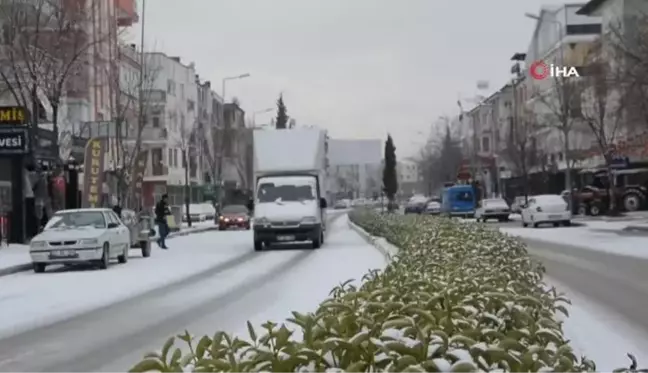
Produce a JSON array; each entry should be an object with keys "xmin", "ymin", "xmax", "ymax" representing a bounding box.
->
[{"xmin": 130, "ymin": 209, "xmax": 638, "ymax": 372}]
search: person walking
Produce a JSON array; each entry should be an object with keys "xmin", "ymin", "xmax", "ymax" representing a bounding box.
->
[{"xmin": 155, "ymin": 194, "xmax": 171, "ymax": 249}]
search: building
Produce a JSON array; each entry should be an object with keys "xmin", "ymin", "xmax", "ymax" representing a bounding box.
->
[
  {"xmin": 139, "ymin": 53, "xmax": 203, "ymax": 207},
  {"xmin": 219, "ymin": 102, "xmax": 250, "ymax": 190},
  {"xmin": 397, "ymin": 160, "xmax": 420, "ymax": 197},
  {"xmin": 327, "ymin": 139, "xmax": 382, "ymax": 201}
]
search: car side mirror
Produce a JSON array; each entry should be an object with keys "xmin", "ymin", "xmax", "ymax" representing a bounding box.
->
[
  {"xmin": 320, "ymin": 198, "xmax": 328, "ymax": 208},
  {"xmin": 107, "ymin": 222, "xmax": 119, "ymax": 229},
  {"xmin": 247, "ymin": 199, "xmax": 254, "ymax": 211}
]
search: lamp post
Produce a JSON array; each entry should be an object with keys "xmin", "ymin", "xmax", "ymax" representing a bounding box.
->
[
  {"xmin": 252, "ymin": 108, "xmax": 273, "ymax": 127},
  {"xmin": 217, "ymin": 73, "xmax": 250, "ymax": 209}
]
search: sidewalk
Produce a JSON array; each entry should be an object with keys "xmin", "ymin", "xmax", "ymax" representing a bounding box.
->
[{"xmin": 0, "ymin": 221, "xmax": 217, "ymax": 277}]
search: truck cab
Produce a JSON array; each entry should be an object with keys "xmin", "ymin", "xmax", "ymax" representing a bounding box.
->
[{"xmin": 251, "ymin": 175, "xmax": 327, "ymax": 251}]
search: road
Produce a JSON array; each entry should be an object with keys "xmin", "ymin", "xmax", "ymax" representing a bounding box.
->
[
  {"xmin": 0, "ymin": 211, "xmax": 385, "ymax": 372},
  {"xmin": 476, "ymin": 218, "xmax": 648, "ymax": 340}
]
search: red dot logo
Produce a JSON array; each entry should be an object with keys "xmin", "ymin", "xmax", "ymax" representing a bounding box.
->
[{"xmin": 530, "ymin": 60, "xmax": 549, "ymax": 80}]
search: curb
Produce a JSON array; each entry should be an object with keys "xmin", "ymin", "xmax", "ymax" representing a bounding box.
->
[
  {"xmin": 0, "ymin": 225, "xmax": 219, "ymax": 277},
  {"xmin": 347, "ymin": 219, "xmax": 399, "ymax": 261},
  {"xmin": 623, "ymin": 225, "xmax": 648, "ymax": 233}
]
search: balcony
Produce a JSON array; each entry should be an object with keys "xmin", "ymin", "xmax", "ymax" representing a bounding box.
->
[
  {"xmin": 116, "ymin": 0, "xmax": 138, "ymax": 27},
  {"xmin": 141, "ymin": 127, "xmax": 167, "ymax": 141}
]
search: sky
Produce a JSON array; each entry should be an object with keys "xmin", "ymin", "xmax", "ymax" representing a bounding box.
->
[{"xmin": 129, "ymin": 0, "xmax": 570, "ymax": 158}]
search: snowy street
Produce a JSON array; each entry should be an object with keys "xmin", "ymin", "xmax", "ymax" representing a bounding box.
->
[
  {"xmin": 0, "ymin": 211, "xmax": 385, "ymax": 372},
  {"xmin": 465, "ymin": 218, "xmax": 648, "ymax": 369}
]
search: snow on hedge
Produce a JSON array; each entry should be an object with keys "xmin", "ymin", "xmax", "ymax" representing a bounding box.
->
[{"xmin": 130, "ymin": 210, "xmax": 624, "ymax": 372}]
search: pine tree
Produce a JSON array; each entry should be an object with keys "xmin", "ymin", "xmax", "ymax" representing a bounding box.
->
[
  {"xmin": 275, "ymin": 94, "xmax": 288, "ymax": 129},
  {"xmin": 382, "ymin": 134, "xmax": 398, "ymax": 209}
]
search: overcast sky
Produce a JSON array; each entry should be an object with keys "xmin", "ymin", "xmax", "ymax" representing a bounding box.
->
[{"xmin": 131, "ymin": 0, "xmax": 568, "ymax": 158}]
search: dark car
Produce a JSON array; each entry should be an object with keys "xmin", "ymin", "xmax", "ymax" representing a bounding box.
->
[{"xmin": 218, "ymin": 205, "xmax": 251, "ymax": 230}]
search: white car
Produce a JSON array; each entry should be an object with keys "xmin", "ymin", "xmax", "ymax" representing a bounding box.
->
[
  {"xmin": 29, "ymin": 208, "xmax": 131, "ymax": 273},
  {"xmin": 520, "ymin": 194, "xmax": 572, "ymax": 228},
  {"xmin": 184, "ymin": 203, "xmax": 216, "ymax": 222},
  {"xmin": 424, "ymin": 201, "xmax": 441, "ymax": 215},
  {"xmin": 475, "ymin": 198, "xmax": 511, "ymax": 222}
]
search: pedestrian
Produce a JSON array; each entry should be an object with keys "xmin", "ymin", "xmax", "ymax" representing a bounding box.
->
[
  {"xmin": 112, "ymin": 197, "xmax": 123, "ymax": 219},
  {"xmin": 154, "ymin": 194, "xmax": 171, "ymax": 249}
]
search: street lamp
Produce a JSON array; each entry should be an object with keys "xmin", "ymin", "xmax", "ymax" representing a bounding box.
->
[
  {"xmin": 252, "ymin": 107, "xmax": 273, "ymax": 126},
  {"xmin": 221, "ymin": 73, "xmax": 250, "ymax": 104}
]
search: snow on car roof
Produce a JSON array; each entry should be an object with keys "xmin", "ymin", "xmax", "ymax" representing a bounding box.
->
[
  {"xmin": 533, "ymin": 194, "xmax": 565, "ymax": 201},
  {"xmin": 54, "ymin": 208, "xmax": 113, "ymax": 214}
]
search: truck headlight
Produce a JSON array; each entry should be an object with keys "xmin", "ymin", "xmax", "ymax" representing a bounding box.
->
[
  {"xmin": 255, "ymin": 217, "xmax": 269, "ymax": 225},
  {"xmin": 30, "ymin": 241, "xmax": 46, "ymax": 249},
  {"xmin": 80, "ymin": 239, "xmax": 99, "ymax": 245},
  {"xmin": 301, "ymin": 216, "xmax": 317, "ymax": 224}
]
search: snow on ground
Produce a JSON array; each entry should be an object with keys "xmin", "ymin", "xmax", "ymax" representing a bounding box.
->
[
  {"xmin": 0, "ymin": 223, "xmax": 216, "ymax": 272},
  {"xmin": 500, "ymin": 225, "xmax": 648, "ymax": 259},
  {"xmin": 546, "ymin": 276, "xmax": 648, "ymax": 371},
  {"xmin": 232, "ymin": 214, "xmax": 386, "ymax": 338},
  {"xmin": 0, "ymin": 230, "xmax": 251, "ymax": 339}
]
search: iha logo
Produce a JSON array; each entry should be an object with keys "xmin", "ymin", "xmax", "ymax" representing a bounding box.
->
[{"xmin": 529, "ymin": 60, "xmax": 580, "ymax": 80}]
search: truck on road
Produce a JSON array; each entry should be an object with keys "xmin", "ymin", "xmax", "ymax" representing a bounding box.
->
[{"xmin": 249, "ymin": 128, "xmax": 328, "ymax": 251}]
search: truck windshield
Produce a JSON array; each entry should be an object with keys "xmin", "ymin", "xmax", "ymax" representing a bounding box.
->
[{"xmin": 258, "ymin": 184, "xmax": 315, "ymax": 203}]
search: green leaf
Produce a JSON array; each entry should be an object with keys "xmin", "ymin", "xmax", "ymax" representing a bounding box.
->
[
  {"xmin": 247, "ymin": 320, "xmax": 258, "ymax": 342},
  {"xmin": 161, "ymin": 337, "xmax": 174, "ymax": 363},
  {"xmin": 195, "ymin": 336, "xmax": 211, "ymax": 359},
  {"xmin": 129, "ymin": 358, "xmax": 165, "ymax": 373},
  {"xmin": 450, "ymin": 360, "xmax": 479, "ymax": 372}
]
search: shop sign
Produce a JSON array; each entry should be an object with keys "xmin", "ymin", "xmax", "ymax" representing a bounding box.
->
[
  {"xmin": 82, "ymin": 138, "xmax": 107, "ymax": 208},
  {"xmin": 0, "ymin": 106, "xmax": 27, "ymax": 125},
  {"xmin": 0, "ymin": 127, "xmax": 29, "ymax": 154}
]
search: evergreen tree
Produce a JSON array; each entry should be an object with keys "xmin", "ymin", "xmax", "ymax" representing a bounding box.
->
[
  {"xmin": 382, "ymin": 134, "xmax": 398, "ymax": 209},
  {"xmin": 275, "ymin": 94, "xmax": 288, "ymax": 129}
]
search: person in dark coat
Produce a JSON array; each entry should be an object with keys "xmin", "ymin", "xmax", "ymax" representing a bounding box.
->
[
  {"xmin": 154, "ymin": 194, "xmax": 171, "ymax": 249},
  {"xmin": 112, "ymin": 198, "xmax": 123, "ymax": 219}
]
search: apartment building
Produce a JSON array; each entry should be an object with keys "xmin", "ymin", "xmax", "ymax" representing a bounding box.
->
[
  {"xmin": 139, "ymin": 53, "xmax": 203, "ymax": 207},
  {"xmin": 397, "ymin": 161, "xmax": 420, "ymax": 197}
]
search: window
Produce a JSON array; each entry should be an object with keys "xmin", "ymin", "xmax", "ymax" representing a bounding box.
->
[
  {"xmin": 45, "ymin": 211, "xmax": 106, "ymax": 230},
  {"xmin": 152, "ymin": 116, "xmax": 160, "ymax": 128},
  {"xmin": 566, "ymin": 24, "xmax": 601, "ymax": 35},
  {"xmin": 455, "ymin": 191, "xmax": 473, "ymax": 202},
  {"xmin": 168, "ymin": 148, "xmax": 173, "ymax": 167},
  {"xmin": 167, "ymin": 80, "xmax": 175, "ymax": 95},
  {"xmin": 481, "ymin": 137, "xmax": 490, "ymax": 152}
]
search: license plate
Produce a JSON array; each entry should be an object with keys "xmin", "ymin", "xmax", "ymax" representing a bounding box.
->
[
  {"xmin": 50, "ymin": 250, "xmax": 76, "ymax": 258},
  {"xmin": 549, "ymin": 215, "xmax": 561, "ymax": 219},
  {"xmin": 277, "ymin": 235, "xmax": 295, "ymax": 242}
]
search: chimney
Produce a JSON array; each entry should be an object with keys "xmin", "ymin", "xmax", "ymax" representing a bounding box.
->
[{"xmin": 206, "ymin": 81, "xmax": 211, "ymax": 88}]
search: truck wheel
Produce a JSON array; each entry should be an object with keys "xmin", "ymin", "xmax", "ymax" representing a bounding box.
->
[
  {"xmin": 141, "ymin": 241, "xmax": 151, "ymax": 257},
  {"xmin": 254, "ymin": 240, "xmax": 263, "ymax": 251},
  {"xmin": 577, "ymin": 204, "xmax": 588, "ymax": 216},
  {"xmin": 33, "ymin": 263, "xmax": 46, "ymax": 273},
  {"xmin": 312, "ymin": 235, "xmax": 321, "ymax": 249},
  {"xmin": 623, "ymin": 192, "xmax": 642, "ymax": 212},
  {"xmin": 589, "ymin": 204, "xmax": 601, "ymax": 216}
]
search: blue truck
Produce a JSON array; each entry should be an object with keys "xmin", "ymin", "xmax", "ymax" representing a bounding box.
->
[{"xmin": 441, "ymin": 184, "xmax": 476, "ymax": 218}]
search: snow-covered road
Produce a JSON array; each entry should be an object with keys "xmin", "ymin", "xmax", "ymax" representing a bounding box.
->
[{"xmin": 0, "ymin": 211, "xmax": 385, "ymax": 372}]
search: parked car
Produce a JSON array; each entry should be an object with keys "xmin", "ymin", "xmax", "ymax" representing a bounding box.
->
[
  {"xmin": 475, "ymin": 198, "xmax": 511, "ymax": 222},
  {"xmin": 29, "ymin": 208, "xmax": 131, "ymax": 273},
  {"xmin": 183, "ymin": 203, "xmax": 216, "ymax": 222},
  {"xmin": 334, "ymin": 199, "xmax": 351, "ymax": 209},
  {"xmin": 218, "ymin": 204, "xmax": 251, "ymax": 230},
  {"xmin": 423, "ymin": 200, "xmax": 441, "ymax": 215},
  {"xmin": 405, "ymin": 195, "xmax": 428, "ymax": 214},
  {"xmin": 121, "ymin": 209, "xmax": 155, "ymax": 258},
  {"xmin": 520, "ymin": 194, "xmax": 572, "ymax": 228}
]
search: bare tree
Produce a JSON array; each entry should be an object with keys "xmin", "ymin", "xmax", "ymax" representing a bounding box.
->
[
  {"xmin": 0, "ymin": 0, "xmax": 112, "ymax": 157},
  {"xmin": 108, "ymin": 46, "xmax": 160, "ymax": 205},
  {"xmin": 500, "ymin": 108, "xmax": 541, "ymax": 200},
  {"xmin": 534, "ymin": 74, "xmax": 582, "ymax": 198},
  {"xmin": 416, "ymin": 124, "xmax": 463, "ymax": 194},
  {"xmin": 177, "ymin": 121, "xmax": 199, "ymax": 226},
  {"xmin": 581, "ymin": 56, "xmax": 626, "ymax": 214}
]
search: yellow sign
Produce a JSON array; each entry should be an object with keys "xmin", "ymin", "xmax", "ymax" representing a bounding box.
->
[
  {"xmin": 0, "ymin": 106, "xmax": 26, "ymax": 125},
  {"xmin": 82, "ymin": 138, "xmax": 106, "ymax": 208}
]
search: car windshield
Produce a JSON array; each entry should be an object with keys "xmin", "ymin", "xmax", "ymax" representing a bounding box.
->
[
  {"xmin": 222, "ymin": 205, "xmax": 248, "ymax": 214},
  {"xmin": 453, "ymin": 191, "xmax": 473, "ymax": 202},
  {"xmin": 45, "ymin": 211, "xmax": 106, "ymax": 230},
  {"xmin": 258, "ymin": 183, "xmax": 315, "ymax": 203},
  {"xmin": 484, "ymin": 199, "xmax": 507, "ymax": 206}
]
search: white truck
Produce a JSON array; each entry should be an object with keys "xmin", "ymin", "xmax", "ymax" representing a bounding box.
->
[{"xmin": 249, "ymin": 128, "xmax": 328, "ymax": 251}]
